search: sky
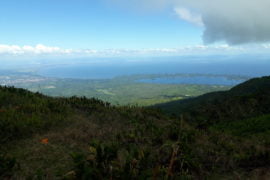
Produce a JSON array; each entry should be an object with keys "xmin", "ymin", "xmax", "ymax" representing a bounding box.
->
[{"xmin": 0, "ymin": 0, "xmax": 270, "ymax": 58}]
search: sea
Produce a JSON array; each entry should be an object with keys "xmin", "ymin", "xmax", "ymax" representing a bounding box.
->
[{"xmin": 36, "ymin": 55, "xmax": 270, "ymax": 85}]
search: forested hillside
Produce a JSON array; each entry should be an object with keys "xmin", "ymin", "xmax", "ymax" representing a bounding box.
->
[
  {"xmin": 1, "ymin": 77, "xmax": 270, "ymax": 179},
  {"xmin": 157, "ymin": 76, "xmax": 270, "ymax": 125}
]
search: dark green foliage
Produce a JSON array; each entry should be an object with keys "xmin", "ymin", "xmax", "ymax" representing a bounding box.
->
[
  {"xmin": 1, "ymin": 76, "xmax": 270, "ymax": 179},
  {"xmin": 0, "ymin": 86, "xmax": 113, "ymax": 145},
  {"xmin": 0, "ymin": 86, "xmax": 71, "ymax": 144},
  {"xmin": 212, "ymin": 114, "xmax": 270, "ymax": 137},
  {"xmin": 157, "ymin": 76, "xmax": 270, "ymax": 127},
  {"xmin": 71, "ymin": 121, "xmax": 199, "ymax": 179},
  {"xmin": 0, "ymin": 154, "xmax": 16, "ymax": 178}
]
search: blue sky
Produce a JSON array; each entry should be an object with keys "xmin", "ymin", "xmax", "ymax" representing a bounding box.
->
[
  {"xmin": 0, "ymin": 0, "xmax": 202, "ymax": 49},
  {"xmin": 0, "ymin": 0, "xmax": 269, "ymax": 57}
]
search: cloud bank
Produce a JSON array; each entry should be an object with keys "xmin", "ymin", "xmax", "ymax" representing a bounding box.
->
[
  {"xmin": 1, "ymin": 44, "xmax": 270, "ymax": 58},
  {"xmin": 111, "ymin": 0, "xmax": 270, "ymax": 45},
  {"xmin": 0, "ymin": 44, "xmax": 72, "ymax": 55}
]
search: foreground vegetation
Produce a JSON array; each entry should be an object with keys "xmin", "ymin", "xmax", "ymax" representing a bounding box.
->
[{"xmin": 0, "ymin": 76, "xmax": 270, "ymax": 179}]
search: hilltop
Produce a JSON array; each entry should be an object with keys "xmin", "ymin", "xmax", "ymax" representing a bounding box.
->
[
  {"xmin": 1, "ymin": 76, "xmax": 270, "ymax": 179},
  {"xmin": 156, "ymin": 76, "xmax": 270, "ymax": 125}
]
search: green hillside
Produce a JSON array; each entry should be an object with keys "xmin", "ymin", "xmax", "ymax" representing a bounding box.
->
[
  {"xmin": 156, "ymin": 76, "xmax": 270, "ymax": 125},
  {"xmin": 1, "ymin": 77, "xmax": 270, "ymax": 179}
]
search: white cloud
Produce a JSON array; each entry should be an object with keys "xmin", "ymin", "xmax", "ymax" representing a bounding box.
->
[
  {"xmin": 174, "ymin": 7, "xmax": 203, "ymax": 27},
  {"xmin": 111, "ymin": 0, "xmax": 270, "ymax": 45},
  {"xmin": 0, "ymin": 44, "xmax": 270, "ymax": 58},
  {"xmin": 0, "ymin": 44, "xmax": 67, "ymax": 55},
  {"xmin": 262, "ymin": 44, "xmax": 270, "ymax": 49}
]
